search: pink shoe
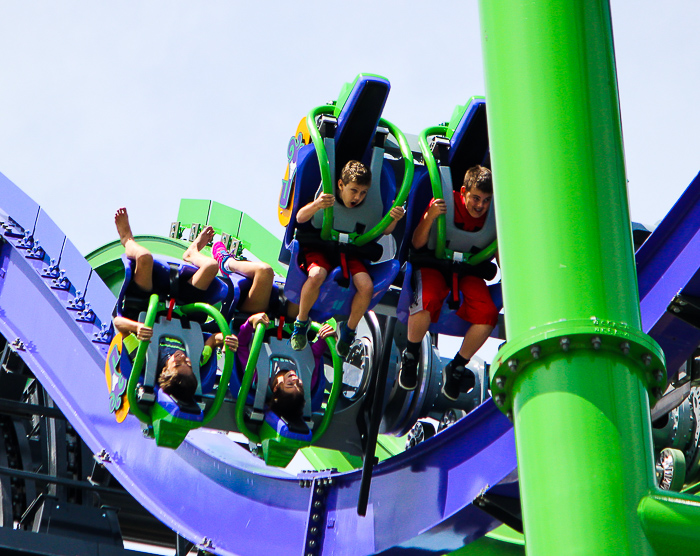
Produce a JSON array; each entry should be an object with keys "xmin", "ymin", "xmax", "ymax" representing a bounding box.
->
[{"xmin": 212, "ymin": 241, "xmax": 230, "ymax": 274}]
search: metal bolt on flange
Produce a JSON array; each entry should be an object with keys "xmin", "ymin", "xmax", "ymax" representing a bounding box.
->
[
  {"xmin": 652, "ymin": 388, "xmax": 663, "ymax": 400},
  {"xmin": 620, "ymin": 341, "xmax": 630, "ymax": 355},
  {"xmin": 308, "ymin": 540, "xmax": 317, "ymax": 548},
  {"xmin": 507, "ymin": 359, "xmax": 518, "ymax": 373},
  {"xmin": 494, "ymin": 394, "xmax": 506, "ymax": 407},
  {"xmin": 506, "ymin": 411, "xmax": 513, "ymax": 421},
  {"xmin": 531, "ymin": 345, "xmax": 541, "ymax": 359},
  {"xmin": 591, "ymin": 336, "xmax": 602, "ymax": 350},
  {"xmin": 654, "ymin": 370, "xmax": 664, "ymax": 383},
  {"xmin": 560, "ymin": 337, "xmax": 570, "ymax": 352},
  {"xmin": 494, "ymin": 376, "xmax": 506, "ymax": 389},
  {"xmin": 642, "ymin": 354, "xmax": 652, "ymax": 366},
  {"xmin": 10, "ymin": 338, "xmax": 25, "ymax": 351}
]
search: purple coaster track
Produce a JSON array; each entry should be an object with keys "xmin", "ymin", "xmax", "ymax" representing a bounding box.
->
[
  {"xmin": 0, "ymin": 171, "xmax": 515, "ymax": 555},
  {"xmin": 2, "ymin": 168, "xmax": 698, "ymax": 555}
]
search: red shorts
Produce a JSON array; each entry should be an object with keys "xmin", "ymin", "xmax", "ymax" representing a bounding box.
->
[
  {"xmin": 303, "ymin": 249, "xmax": 368, "ymax": 276},
  {"xmin": 409, "ymin": 267, "xmax": 498, "ymax": 326}
]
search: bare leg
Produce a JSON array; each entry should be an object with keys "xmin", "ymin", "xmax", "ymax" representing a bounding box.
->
[
  {"xmin": 347, "ymin": 272, "xmax": 373, "ymax": 330},
  {"xmin": 458, "ymin": 324, "xmax": 494, "ymax": 360},
  {"xmin": 182, "ymin": 226, "xmax": 218, "ymax": 291},
  {"xmin": 297, "ymin": 266, "xmax": 327, "ymax": 322},
  {"xmin": 226, "ymin": 259, "xmax": 274, "ymax": 313},
  {"xmin": 407, "ymin": 310, "xmax": 432, "ymax": 344},
  {"xmin": 285, "ymin": 301, "xmax": 299, "ymax": 320},
  {"xmin": 115, "ymin": 207, "xmax": 153, "ymax": 292}
]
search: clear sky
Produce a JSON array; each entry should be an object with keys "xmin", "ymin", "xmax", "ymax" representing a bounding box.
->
[{"xmin": 1, "ymin": 1, "xmax": 698, "ymax": 257}]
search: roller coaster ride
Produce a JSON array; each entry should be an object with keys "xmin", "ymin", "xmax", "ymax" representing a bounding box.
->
[{"xmin": 1, "ymin": 2, "xmax": 700, "ymax": 555}]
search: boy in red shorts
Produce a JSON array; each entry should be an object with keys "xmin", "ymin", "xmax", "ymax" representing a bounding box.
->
[
  {"xmin": 290, "ymin": 160, "xmax": 404, "ymax": 357},
  {"xmin": 398, "ymin": 165, "xmax": 498, "ymax": 401}
]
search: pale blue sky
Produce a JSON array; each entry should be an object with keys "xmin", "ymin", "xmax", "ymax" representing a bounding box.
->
[{"xmin": 1, "ymin": 1, "xmax": 698, "ymax": 256}]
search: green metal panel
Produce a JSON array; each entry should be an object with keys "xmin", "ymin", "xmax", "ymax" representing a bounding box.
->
[
  {"xmin": 207, "ymin": 201, "xmax": 243, "ymax": 239},
  {"xmin": 449, "ymin": 525, "xmax": 524, "ymax": 555},
  {"xmin": 375, "ymin": 434, "xmax": 407, "ymax": 458},
  {"xmin": 239, "ymin": 213, "xmax": 286, "ymax": 275},
  {"xmin": 301, "ymin": 434, "xmax": 406, "ymax": 473},
  {"xmin": 177, "ymin": 199, "xmax": 211, "ymax": 229},
  {"xmin": 301, "ymin": 447, "xmax": 362, "ymax": 473}
]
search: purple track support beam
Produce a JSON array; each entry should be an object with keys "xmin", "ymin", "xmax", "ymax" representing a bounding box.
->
[{"xmin": 637, "ymin": 171, "xmax": 700, "ymax": 377}]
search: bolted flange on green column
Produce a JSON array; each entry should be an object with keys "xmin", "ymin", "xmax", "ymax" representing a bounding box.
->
[{"xmin": 478, "ymin": 1, "xmax": 666, "ymax": 555}]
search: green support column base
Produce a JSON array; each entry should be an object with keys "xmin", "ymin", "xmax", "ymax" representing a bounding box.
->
[
  {"xmin": 491, "ymin": 318, "xmax": 666, "ymax": 419},
  {"xmin": 512, "ymin": 352, "xmax": 659, "ymax": 555}
]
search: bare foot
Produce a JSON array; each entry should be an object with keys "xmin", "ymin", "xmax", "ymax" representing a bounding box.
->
[
  {"xmin": 115, "ymin": 208, "xmax": 134, "ymax": 247},
  {"xmin": 183, "ymin": 225, "xmax": 214, "ymax": 261}
]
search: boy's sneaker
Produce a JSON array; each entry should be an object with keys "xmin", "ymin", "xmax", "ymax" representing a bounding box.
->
[
  {"xmin": 212, "ymin": 241, "xmax": 231, "ymax": 275},
  {"xmin": 335, "ymin": 321, "xmax": 355, "ymax": 359},
  {"xmin": 441, "ymin": 359, "xmax": 475, "ymax": 401},
  {"xmin": 398, "ymin": 350, "xmax": 419, "ymax": 391},
  {"xmin": 290, "ymin": 319, "xmax": 309, "ymax": 351}
]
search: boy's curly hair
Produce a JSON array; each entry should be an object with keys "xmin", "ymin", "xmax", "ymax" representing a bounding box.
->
[
  {"xmin": 463, "ymin": 165, "xmax": 492, "ymax": 194},
  {"xmin": 340, "ymin": 160, "xmax": 372, "ymax": 187}
]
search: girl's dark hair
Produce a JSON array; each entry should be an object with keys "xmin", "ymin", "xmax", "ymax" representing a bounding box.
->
[
  {"xmin": 158, "ymin": 365, "xmax": 197, "ymax": 401},
  {"xmin": 269, "ymin": 370, "xmax": 305, "ymax": 420}
]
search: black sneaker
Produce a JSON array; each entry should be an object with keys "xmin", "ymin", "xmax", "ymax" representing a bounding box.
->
[
  {"xmin": 459, "ymin": 367, "xmax": 476, "ymax": 394},
  {"xmin": 398, "ymin": 350, "xmax": 419, "ymax": 391},
  {"xmin": 441, "ymin": 359, "xmax": 474, "ymax": 401}
]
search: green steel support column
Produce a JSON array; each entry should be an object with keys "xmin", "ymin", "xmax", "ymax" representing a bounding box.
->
[{"xmin": 479, "ymin": 1, "xmax": 665, "ymax": 555}]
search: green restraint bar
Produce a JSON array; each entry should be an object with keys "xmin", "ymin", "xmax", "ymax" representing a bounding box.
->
[
  {"xmin": 234, "ymin": 321, "xmax": 344, "ymax": 467},
  {"xmin": 478, "ymin": 0, "xmax": 700, "ymax": 554},
  {"xmin": 306, "ymin": 93, "xmax": 414, "ymax": 246},
  {"xmin": 127, "ymin": 294, "xmax": 234, "ymax": 448}
]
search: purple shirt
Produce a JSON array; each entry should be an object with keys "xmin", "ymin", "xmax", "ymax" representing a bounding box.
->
[{"xmin": 236, "ymin": 320, "xmax": 325, "ymax": 390}]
